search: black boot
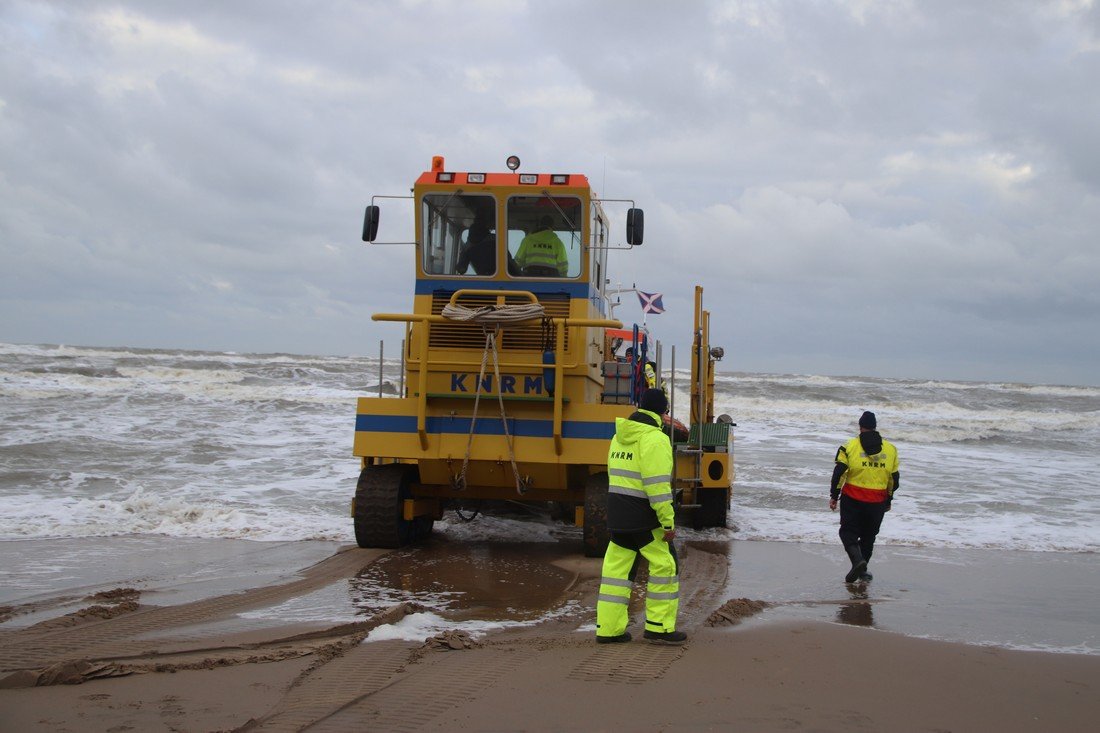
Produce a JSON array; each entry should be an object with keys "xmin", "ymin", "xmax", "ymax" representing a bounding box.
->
[
  {"xmin": 597, "ymin": 632, "xmax": 632, "ymax": 644},
  {"xmin": 844, "ymin": 544, "xmax": 867, "ymax": 583},
  {"xmin": 644, "ymin": 629, "xmax": 688, "ymax": 644}
]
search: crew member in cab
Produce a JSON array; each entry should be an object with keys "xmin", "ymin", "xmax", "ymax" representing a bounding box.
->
[
  {"xmin": 457, "ymin": 208, "xmax": 496, "ymax": 276},
  {"xmin": 515, "ymin": 215, "xmax": 568, "ymax": 277},
  {"xmin": 596, "ymin": 388, "xmax": 686, "ymax": 645}
]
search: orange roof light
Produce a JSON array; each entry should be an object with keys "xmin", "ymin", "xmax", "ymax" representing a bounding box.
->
[{"xmin": 431, "ymin": 156, "xmax": 445, "ymax": 172}]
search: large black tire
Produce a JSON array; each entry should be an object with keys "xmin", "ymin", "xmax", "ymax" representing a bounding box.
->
[
  {"xmin": 693, "ymin": 486, "xmax": 729, "ymax": 529},
  {"xmin": 353, "ymin": 464, "xmax": 424, "ymax": 548},
  {"xmin": 583, "ymin": 472, "xmax": 610, "ymax": 557}
]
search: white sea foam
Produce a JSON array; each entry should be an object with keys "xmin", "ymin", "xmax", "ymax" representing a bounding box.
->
[
  {"xmin": 0, "ymin": 488, "xmax": 351, "ymax": 542},
  {"xmin": 904, "ymin": 632, "xmax": 1098, "ymax": 656},
  {"xmin": 364, "ymin": 611, "xmax": 507, "ymax": 642},
  {"xmin": 435, "ymin": 514, "xmax": 567, "ymax": 544},
  {"xmin": 363, "ymin": 600, "xmax": 586, "ymax": 643}
]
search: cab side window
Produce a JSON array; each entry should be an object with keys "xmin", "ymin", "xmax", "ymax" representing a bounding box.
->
[{"xmin": 422, "ymin": 194, "xmax": 497, "ymax": 277}]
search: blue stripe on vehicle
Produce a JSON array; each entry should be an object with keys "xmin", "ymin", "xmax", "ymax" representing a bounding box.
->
[
  {"xmin": 415, "ymin": 278, "xmax": 591, "ymax": 298},
  {"xmin": 355, "ymin": 414, "xmax": 614, "ymax": 440}
]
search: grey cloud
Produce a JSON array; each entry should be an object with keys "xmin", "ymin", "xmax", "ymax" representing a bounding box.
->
[{"xmin": 1, "ymin": 0, "xmax": 1097, "ymax": 384}]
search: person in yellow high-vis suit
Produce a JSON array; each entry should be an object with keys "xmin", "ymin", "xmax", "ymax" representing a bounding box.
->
[
  {"xmin": 515, "ymin": 216, "xmax": 568, "ymax": 277},
  {"xmin": 596, "ymin": 388, "xmax": 687, "ymax": 645}
]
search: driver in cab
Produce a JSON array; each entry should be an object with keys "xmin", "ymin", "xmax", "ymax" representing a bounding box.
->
[
  {"xmin": 515, "ymin": 215, "xmax": 568, "ymax": 277},
  {"xmin": 457, "ymin": 212, "xmax": 496, "ymax": 276}
]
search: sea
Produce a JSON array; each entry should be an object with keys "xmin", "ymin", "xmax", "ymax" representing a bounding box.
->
[
  {"xmin": 1, "ymin": 341, "xmax": 1097, "ymax": 553},
  {"xmin": 2, "ymin": 341, "xmax": 1098, "ymax": 652}
]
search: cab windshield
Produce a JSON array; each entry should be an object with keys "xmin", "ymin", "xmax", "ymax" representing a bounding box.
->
[
  {"xmin": 421, "ymin": 193, "xmax": 497, "ymax": 277},
  {"xmin": 506, "ymin": 195, "xmax": 583, "ymax": 278}
]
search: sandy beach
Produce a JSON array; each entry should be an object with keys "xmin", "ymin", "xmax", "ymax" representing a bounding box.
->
[{"xmin": 1, "ymin": 536, "xmax": 1098, "ymax": 732}]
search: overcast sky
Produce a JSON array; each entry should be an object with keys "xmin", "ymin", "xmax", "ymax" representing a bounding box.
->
[{"xmin": 2, "ymin": 1, "xmax": 1098, "ymax": 386}]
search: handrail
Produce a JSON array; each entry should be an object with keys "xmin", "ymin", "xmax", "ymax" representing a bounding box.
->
[
  {"xmin": 373, "ymin": 313, "xmax": 620, "ymax": 329},
  {"xmin": 447, "ymin": 289, "xmax": 540, "ymax": 305}
]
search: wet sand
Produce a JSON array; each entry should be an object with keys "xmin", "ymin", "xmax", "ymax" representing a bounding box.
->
[{"xmin": 1, "ymin": 535, "xmax": 1098, "ymax": 732}]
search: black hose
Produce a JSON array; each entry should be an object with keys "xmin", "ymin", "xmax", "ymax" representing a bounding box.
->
[{"xmin": 454, "ymin": 504, "xmax": 481, "ymax": 522}]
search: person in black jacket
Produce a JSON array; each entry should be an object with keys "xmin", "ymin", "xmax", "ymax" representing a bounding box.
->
[
  {"xmin": 829, "ymin": 411, "xmax": 900, "ymax": 582},
  {"xmin": 457, "ymin": 216, "xmax": 496, "ymax": 276}
]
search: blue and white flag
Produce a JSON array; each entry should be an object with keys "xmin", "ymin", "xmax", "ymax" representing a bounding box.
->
[{"xmin": 637, "ymin": 291, "xmax": 665, "ymax": 314}]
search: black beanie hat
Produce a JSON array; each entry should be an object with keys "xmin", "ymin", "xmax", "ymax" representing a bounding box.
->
[
  {"xmin": 859, "ymin": 411, "xmax": 877, "ymax": 430},
  {"xmin": 640, "ymin": 388, "xmax": 669, "ymax": 415}
]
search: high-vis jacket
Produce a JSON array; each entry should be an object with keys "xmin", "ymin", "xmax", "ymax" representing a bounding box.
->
[
  {"xmin": 835, "ymin": 432, "xmax": 899, "ymax": 503},
  {"xmin": 515, "ymin": 230, "xmax": 568, "ymax": 276},
  {"xmin": 607, "ymin": 410, "xmax": 675, "ymax": 533}
]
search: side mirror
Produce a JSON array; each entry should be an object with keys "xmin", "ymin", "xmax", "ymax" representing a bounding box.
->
[
  {"xmin": 362, "ymin": 205, "xmax": 380, "ymax": 242},
  {"xmin": 626, "ymin": 208, "xmax": 644, "ymax": 246}
]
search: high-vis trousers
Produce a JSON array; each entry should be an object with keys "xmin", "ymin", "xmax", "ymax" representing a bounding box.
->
[{"xmin": 596, "ymin": 528, "xmax": 680, "ymax": 638}]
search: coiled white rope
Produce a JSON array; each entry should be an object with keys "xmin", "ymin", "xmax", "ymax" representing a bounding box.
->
[{"xmin": 441, "ymin": 302, "xmax": 545, "ymax": 324}]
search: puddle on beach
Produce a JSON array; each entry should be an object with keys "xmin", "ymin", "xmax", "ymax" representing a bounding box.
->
[
  {"xmin": 348, "ymin": 539, "xmax": 577, "ymax": 622},
  {"xmin": 140, "ymin": 538, "xmax": 583, "ymax": 639}
]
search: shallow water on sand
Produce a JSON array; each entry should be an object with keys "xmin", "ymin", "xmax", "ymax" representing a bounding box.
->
[{"xmin": 710, "ymin": 539, "xmax": 1100, "ymax": 655}]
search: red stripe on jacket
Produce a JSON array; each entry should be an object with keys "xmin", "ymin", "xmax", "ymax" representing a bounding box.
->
[{"xmin": 842, "ymin": 484, "xmax": 888, "ymax": 503}]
